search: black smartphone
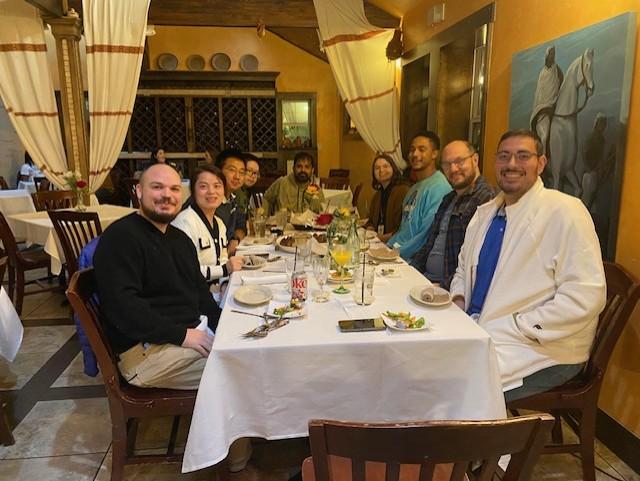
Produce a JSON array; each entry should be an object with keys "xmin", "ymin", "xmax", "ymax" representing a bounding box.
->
[{"xmin": 338, "ymin": 318, "xmax": 386, "ymax": 332}]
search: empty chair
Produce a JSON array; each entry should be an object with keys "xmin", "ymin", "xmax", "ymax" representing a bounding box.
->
[
  {"xmin": 33, "ymin": 176, "xmax": 50, "ymax": 191},
  {"xmin": 48, "ymin": 210, "xmax": 102, "ymax": 279},
  {"xmin": 351, "ymin": 183, "xmax": 363, "ymax": 208},
  {"xmin": 32, "ymin": 190, "xmax": 76, "ymax": 211},
  {"xmin": 249, "ymin": 192, "xmax": 264, "ymax": 210},
  {"xmin": 508, "ymin": 261, "xmax": 640, "ymax": 481},
  {"xmin": 0, "ymin": 212, "xmax": 55, "ymax": 315},
  {"xmin": 329, "ymin": 169, "xmax": 350, "ymax": 178},
  {"xmin": 321, "ymin": 177, "xmax": 350, "ymax": 190},
  {"xmin": 66, "ymin": 268, "xmax": 229, "ymax": 481},
  {"xmin": 303, "ymin": 414, "xmax": 554, "ymax": 481},
  {"xmin": 123, "ymin": 178, "xmax": 140, "ymax": 208},
  {"xmin": 0, "ymin": 176, "xmax": 9, "ymax": 190}
]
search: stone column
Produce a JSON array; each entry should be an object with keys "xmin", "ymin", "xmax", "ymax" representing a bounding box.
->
[{"xmin": 45, "ymin": 10, "xmax": 89, "ymax": 183}]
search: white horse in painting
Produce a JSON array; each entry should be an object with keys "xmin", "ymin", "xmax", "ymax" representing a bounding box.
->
[{"xmin": 546, "ymin": 48, "xmax": 595, "ymax": 195}]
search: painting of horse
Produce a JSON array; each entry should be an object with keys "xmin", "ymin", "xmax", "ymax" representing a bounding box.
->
[{"xmin": 509, "ymin": 13, "xmax": 636, "ymax": 260}]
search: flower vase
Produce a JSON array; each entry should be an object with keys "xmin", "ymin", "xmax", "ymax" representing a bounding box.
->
[{"xmin": 75, "ymin": 192, "xmax": 87, "ymax": 212}]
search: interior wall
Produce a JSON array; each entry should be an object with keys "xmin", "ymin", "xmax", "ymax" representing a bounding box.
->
[
  {"xmin": 0, "ymin": 100, "xmax": 26, "ymax": 187},
  {"xmin": 146, "ymin": 26, "xmax": 341, "ymax": 177},
  {"xmin": 404, "ymin": 0, "xmax": 640, "ymax": 436}
]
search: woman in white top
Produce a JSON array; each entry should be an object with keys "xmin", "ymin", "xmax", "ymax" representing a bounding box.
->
[{"xmin": 172, "ymin": 165, "xmax": 243, "ymax": 287}]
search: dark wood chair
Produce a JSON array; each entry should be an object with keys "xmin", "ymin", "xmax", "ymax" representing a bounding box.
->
[
  {"xmin": 508, "ymin": 261, "xmax": 640, "ymax": 481},
  {"xmin": 351, "ymin": 183, "xmax": 363, "ymax": 208},
  {"xmin": 33, "ymin": 176, "xmax": 50, "ymax": 191},
  {"xmin": 48, "ymin": 211, "xmax": 102, "ymax": 279},
  {"xmin": 123, "ymin": 178, "xmax": 140, "ymax": 208},
  {"xmin": 0, "ymin": 212, "xmax": 55, "ymax": 315},
  {"xmin": 303, "ymin": 414, "xmax": 554, "ymax": 481},
  {"xmin": 249, "ymin": 192, "xmax": 264, "ymax": 210},
  {"xmin": 32, "ymin": 190, "xmax": 76, "ymax": 211},
  {"xmin": 329, "ymin": 169, "xmax": 350, "ymax": 178},
  {"xmin": 0, "ymin": 176, "xmax": 9, "ymax": 190},
  {"xmin": 321, "ymin": 177, "xmax": 350, "ymax": 190},
  {"xmin": 0, "ymin": 257, "xmax": 15, "ymax": 446},
  {"xmin": 66, "ymin": 268, "xmax": 229, "ymax": 481}
]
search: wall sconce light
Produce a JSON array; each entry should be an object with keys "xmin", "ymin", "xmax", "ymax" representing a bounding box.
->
[
  {"xmin": 386, "ymin": 28, "xmax": 403, "ymax": 61},
  {"xmin": 145, "ymin": 24, "xmax": 156, "ymax": 36},
  {"xmin": 257, "ymin": 19, "xmax": 266, "ymax": 38}
]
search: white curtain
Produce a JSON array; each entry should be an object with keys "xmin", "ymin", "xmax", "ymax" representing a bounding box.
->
[
  {"xmin": 0, "ymin": 0, "xmax": 68, "ymax": 188},
  {"xmin": 313, "ymin": 0, "xmax": 404, "ymax": 168},
  {"xmin": 83, "ymin": 0, "xmax": 150, "ymax": 191}
]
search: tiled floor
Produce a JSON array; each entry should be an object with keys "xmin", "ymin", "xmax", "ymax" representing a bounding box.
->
[{"xmin": 1, "ymin": 288, "xmax": 638, "ymax": 481}]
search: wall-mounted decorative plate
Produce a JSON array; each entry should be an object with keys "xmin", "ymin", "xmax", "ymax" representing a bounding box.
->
[
  {"xmin": 157, "ymin": 53, "xmax": 178, "ymax": 71},
  {"xmin": 239, "ymin": 54, "xmax": 259, "ymax": 71},
  {"xmin": 186, "ymin": 54, "xmax": 205, "ymax": 71},
  {"xmin": 211, "ymin": 52, "xmax": 231, "ymax": 71}
]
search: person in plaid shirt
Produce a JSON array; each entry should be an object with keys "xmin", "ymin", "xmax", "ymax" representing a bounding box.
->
[{"xmin": 410, "ymin": 140, "xmax": 495, "ymax": 289}]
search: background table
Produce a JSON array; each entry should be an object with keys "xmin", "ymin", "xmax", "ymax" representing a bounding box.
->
[
  {"xmin": 323, "ymin": 188, "xmax": 352, "ymax": 209},
  {"xmin": 8, "ymin": 205, "xmax": 136, "ymax": 274},
  {"xmin": 182, "ymin": 263, "xmax": 506, "ymax": 473},
  {"xmin": 0, "ymin": 190, "xmax": 36, "ymax": 242},
  {"xmin": 17, "ymin": 181, "xmax": 36, "ymax": 194}
]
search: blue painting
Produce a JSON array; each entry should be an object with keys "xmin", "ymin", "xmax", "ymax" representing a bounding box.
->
[{"xmin": 509, "ymin": 13, "xmax": 637, "ymax": 260}]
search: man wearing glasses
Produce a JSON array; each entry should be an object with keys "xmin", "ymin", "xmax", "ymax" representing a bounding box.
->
[
  {"xmin": 450, "ymin": 129, "xmax": 606, "ymax": 401},
  {"xmin": 234, "ymin": 153, "xmax": 261, "ymax": 213},
  {"xmin": 215, "ymin": 149, "xmax": 248, "ymax": 255},
  {"xmin": 410, "ymin": 140, "xmax": 494, "ymax": 289}
]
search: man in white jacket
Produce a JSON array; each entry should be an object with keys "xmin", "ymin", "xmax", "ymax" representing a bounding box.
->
[{"xmin": 450, "ymin": 129, "xmax": 606, "ymax": 401}]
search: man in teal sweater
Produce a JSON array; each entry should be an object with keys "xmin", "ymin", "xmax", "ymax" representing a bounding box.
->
[{"xmin": 387, "ymin": 131, "xmax": 452, "ymax": 260}]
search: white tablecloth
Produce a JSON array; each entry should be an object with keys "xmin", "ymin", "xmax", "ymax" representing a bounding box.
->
[
  {"xmin": 182, "ymin": 263, "xmax": 506, "ymax": 473},
  {"xmin": 0, "ymin": 286, "xmax": 23, "ymax": 362},
  {"xmin": 7, "ymin": 204, "xmax": 136, "ymax": 275},
  {"xmin": 0, "ymin": 189, "xmax": 36, "ymax": 241},
  {"xmin": 323, "ymin": 188, "xmax": 352, "ymax": 209},
  {"xmin": 17, "ymin": 180, "xmax": 36, "ymax": 194}
]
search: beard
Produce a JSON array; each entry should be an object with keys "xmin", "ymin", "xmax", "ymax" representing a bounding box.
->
[
  {"xmin": 449, "ymin": 171, "xmax": 476, "ymax": 190},
  {"xmin": 140, "ymin": 199, "xmax": 179, "ymax": 224},
  {"xmin": 295, "ymin": 172, "xmax": 310, "ymax": 183}
]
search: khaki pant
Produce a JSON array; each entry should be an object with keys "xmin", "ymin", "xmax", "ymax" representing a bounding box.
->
[{"xmin": 118, "ymin": 342, "xmax": 207, "ymax": 390}]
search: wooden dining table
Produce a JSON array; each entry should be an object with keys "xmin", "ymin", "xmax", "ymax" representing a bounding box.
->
[
  {"xmin": 181, "ymin": 241, "xmax": 506, "ymax": 473},
  {"xmin": 7, "ymin": 204, "xmax": 136, "ymax": 275}
]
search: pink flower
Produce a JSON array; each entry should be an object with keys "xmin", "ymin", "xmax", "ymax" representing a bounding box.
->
[{"xmin": 76, "ymin": 180, "xmax": 87, "ymax": 189}]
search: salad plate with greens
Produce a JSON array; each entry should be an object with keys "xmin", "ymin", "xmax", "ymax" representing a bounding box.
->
[{"xmin": 381, "ymin": 310, "xmax": 430, "ymax": 332}]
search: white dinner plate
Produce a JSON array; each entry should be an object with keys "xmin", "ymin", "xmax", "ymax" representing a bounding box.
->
[
  {"xmin": 368, "ymin": 247, "xmax": 399, "ymax": 262},
  {"xmin": 381, "ymin": 312, "xmax": 430, "ymax": 332},
  {"xmin": 234, "ymin": 285, "xmax": 272, "ymax": 306},
  {"xmin": 276, "ymin": 236, "xmax": 297, "ymax": 253},
  {"xmin": 270, "ymin": 304, "xmax": 306, "ymax": 319},
  {"xmin": 242, "ymin": 256, "xmax": 267, "ymax": 270},
  {"xmin": 409, "ymin": 285, "xmax": 452, "ymax": 307},
  {"xmin": 327, "ymin": 270, "xmax": 353, "ymax": 284}
]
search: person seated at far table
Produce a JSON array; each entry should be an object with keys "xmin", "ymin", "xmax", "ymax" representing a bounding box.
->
[
  {"xmin": 234, "ymin": 152, "xmax": 260, "ymax": 213},
  {"xmin": 262, "ymin": 151, "xmax": 325, "ymax": 215},
  {"xmin": 172, "ymin": 165, "xmax": 243, "ymax": 297},
  {"xmin": 410, "ymin": 140, "xmax": 494, "ymax": 289},
  {"xmin": 215, "ymin": 149, "xmax": 248, "ymax": 255},
  {"xmin": 450, "ymin": 129, "xmax": 606, "ymax": 401},
  {"xmin": 364, "ymin": 153, "xmax": 410, "ymax": 243},
  {"xmin": 19, "ymin": 151, "xmax": 43, "ymax": 182},
  {"xmin": 387, "ymin": 131, "xmax": 452, "ymax": 260}
]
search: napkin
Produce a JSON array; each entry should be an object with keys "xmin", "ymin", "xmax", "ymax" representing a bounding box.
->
[
  {"xmin": 290, "ymin": 209, "xmax": 316, "ymax": 226},
  {"xmin": 235, "ymin": 244, "xmax": 276, "ymax": 255},
  {"xmin": 263, "ymin": 259, "xmax": 286, "ymax": 273},
  {"xmin": 240, "ymin": 273, "xmax": 288, "ymax": 285}
]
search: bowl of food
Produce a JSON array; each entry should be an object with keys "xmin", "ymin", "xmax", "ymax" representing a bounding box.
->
[{"xmin": 381, "ymin": 311, "xmax": 430, "ymax": 331}]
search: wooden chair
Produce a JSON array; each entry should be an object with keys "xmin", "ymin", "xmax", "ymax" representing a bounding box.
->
[
  {"xmin": 48, "ymin": 210, "xmax": 102, "ymax": 279},
  {"xmin": 32, "ymin": 190, "xmax": 76, "ymax": 211},
  {"xmin": 321, "ymin": 177, "xmax": 350, "ymax": 190},
  {"xmin": 303, "ymin": 414, "xmax": 554, "ymax": 481},
  {"xmin": 33, "ymin": 176, "xmax": 50, "ymax": 191},
  {"xmin": 123, "ymin": 177, "xmax": 140, "ymax": 208},
  {"xmin": 329, "ymin": 169, "xmax": 350, "ymax": 178},
  {"xmin": 66, "ymin": 268, "xmax": 229, "ymax": 481},
  {"xmin": 249, "ymin": 191, "xmax": 264, "ymax": 210},
  {"xmin": 0, "ymin": 176, "xmax": 9, "ymax": 190},
  {"xmin": 508, "ymin": 261, "xmax": 640, "ymax": 481},
  {"xmin": 351, "ymin": 183, "xmax": 363, "ymax": 208},
  {"xmin": 0, "ymin": 212, "xmax": 55, "ymax": 315}
]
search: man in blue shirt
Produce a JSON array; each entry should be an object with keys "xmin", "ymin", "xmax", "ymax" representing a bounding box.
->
[{"xmin": 388, "ymin": 131, "xmax": 451, "ymax": 259}]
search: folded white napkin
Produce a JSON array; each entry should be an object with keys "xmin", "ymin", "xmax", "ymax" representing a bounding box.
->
[
  {"xmin": 263, "ymin": 259, "xmax": 286, "ymax": 273},
  {"xmin": 235, "ymin": 244, "xmax": 276, "ymax": 255},
  {"xmin": 240, "ymin": 273, "xmax": 289, "ymax": 285}
]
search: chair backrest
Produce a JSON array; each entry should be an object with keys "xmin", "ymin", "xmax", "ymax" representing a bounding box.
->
[
  {"xmin": 308, "ymin": 414, "xmax": 554, "ymax": 481},
  {"xmin": 329, "ymin": 169, "xmax": 350, "ymax": 178},
  {"xmin": 250, "ymin": 192, "xmax": 264, "ymax": 210},
  {"xmin": 123, "ymin": 178, "xmax": 140, "ymax": 208},
  {"xmin": 32, "ymin": 190, "xmax": 76, "ymax": 211},
  {"xmin": 33, "ymin": 177, "xmax": 50, "ymax": 191},
  {"xmin": 0, "ymin": 212, "xmax": 20, "ymax": 263},
  {"xmin": 48, "ymin": 211, "xmax": 102, "ymax": 278},
  {"xmin": 0, "ymin": 256, "xmax": 7, "ymax": 283},
  {"xmin": 321, "ymin": 177, "xmax": 350, "ymax": 190},
  {"xmin": 351, "ymin": 183, "xmax": 363, "ymax": 207},
  {"xmin": 0, "ymin": 176, "xmax": 9, "ymax": 190},
  {"xmin": 66, "ymin": 268, "xmax": 123, "ymax": 394},
  {"xmin": 586, "ymin": 261, "xmax": 640, "ymax": 379}
]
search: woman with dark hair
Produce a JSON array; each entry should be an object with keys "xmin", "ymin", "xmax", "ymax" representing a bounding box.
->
[
  {"xmin": 365, "ymin": 154, "xmax": 410, "ymax": 242},
  {"xmin": 172, "ymin": 165, "xmax": 243, "ymax": 290},
  {"xmin": 150, "ymin": 147, "xmax": 166, "ymax": 164}
]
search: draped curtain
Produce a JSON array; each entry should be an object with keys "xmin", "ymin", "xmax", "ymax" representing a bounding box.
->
[
  {"xmin": 313, "ymin": 0, "xmax": 404, "ymax": 168},
  {"xmin": 83, "ymin": 0, "xmax": 150, "ymax": 192},
  {"xmin": 0, "ymin": 0, "xmax": 68, "ymax": 188}
]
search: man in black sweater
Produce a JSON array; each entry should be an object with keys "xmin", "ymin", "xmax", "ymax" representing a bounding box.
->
[{"xmin": 93, "ymin": 164, "xmax": 221, "ymax": 390}]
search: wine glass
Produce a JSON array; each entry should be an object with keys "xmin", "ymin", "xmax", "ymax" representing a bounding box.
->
[
  {"xmin": 284, "ymin": 257, "xmax": 296, "ymax": 293},
  {"xmin": 330, "ymin": 243, "xmax": 352, "ymax": 294},
  {"xmin": 312, "ymin": 255, "xmax": 330, "ymax": 302},
  {"xmin": 357, "ymin": 228, "xmax": 370, "ymax": 260}
]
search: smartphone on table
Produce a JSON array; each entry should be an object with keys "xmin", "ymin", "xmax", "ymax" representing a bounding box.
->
[{"xmin": 338, "ymin": 318, "xmax": 386, "ymax": 332}]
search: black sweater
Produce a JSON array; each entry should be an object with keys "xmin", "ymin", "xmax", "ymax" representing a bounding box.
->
[{"xmin": 93, "ymin": 213, "xmax": 221, "ymax": 354}]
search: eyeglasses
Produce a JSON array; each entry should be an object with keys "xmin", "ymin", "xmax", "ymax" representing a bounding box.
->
[
  {"xmin": 495, "ymin": 151, "xmax": 539, "ymax": 163},
  {"xmin": 223, "ymin": 166, "xmax": 246, "ymax": 177},
  {"xmin": 246, "ymin": 170, "xmax": 259, "ymax": 178},
  {"xmin": 441, "ymin": 154, "xmax": 474, "ymax": 171}
]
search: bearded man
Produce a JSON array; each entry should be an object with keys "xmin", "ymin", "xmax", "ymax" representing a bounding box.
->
[{"xmin": 410, "ymin": 140, "xmax": 494, "ymax": 289}]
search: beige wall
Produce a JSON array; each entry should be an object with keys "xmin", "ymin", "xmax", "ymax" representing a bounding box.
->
[
  {"xmin": 146, "ymin": 26, "xmax": 341, "ymax": 176},
  {"xmin": 405, "ymin": 0, "xmax": 640, "ymax": 436}
]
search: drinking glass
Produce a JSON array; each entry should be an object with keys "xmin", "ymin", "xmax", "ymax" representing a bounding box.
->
[
  {"xmin": 284, "ymin": 257, "xmax": 296, "ymax": 293},
  {"xmin": 312, "ymin": 255, "xmax": 330, "ymax": 302},
  {"xmin": 330, "ymin": 243, "xmax": 353, "ymax": 294},
  {"xmin": 357, "ymin": 228, "xmax": 370, "ymax": 261},
  {"xmin": 352, "ymin": 263, "xmax": 375, "ymax": 305}
]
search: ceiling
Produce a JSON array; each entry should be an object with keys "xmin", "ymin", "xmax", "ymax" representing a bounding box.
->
[{"xmin": 368, "ymin": 0, "xmax": 424, "ymax": 18}]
